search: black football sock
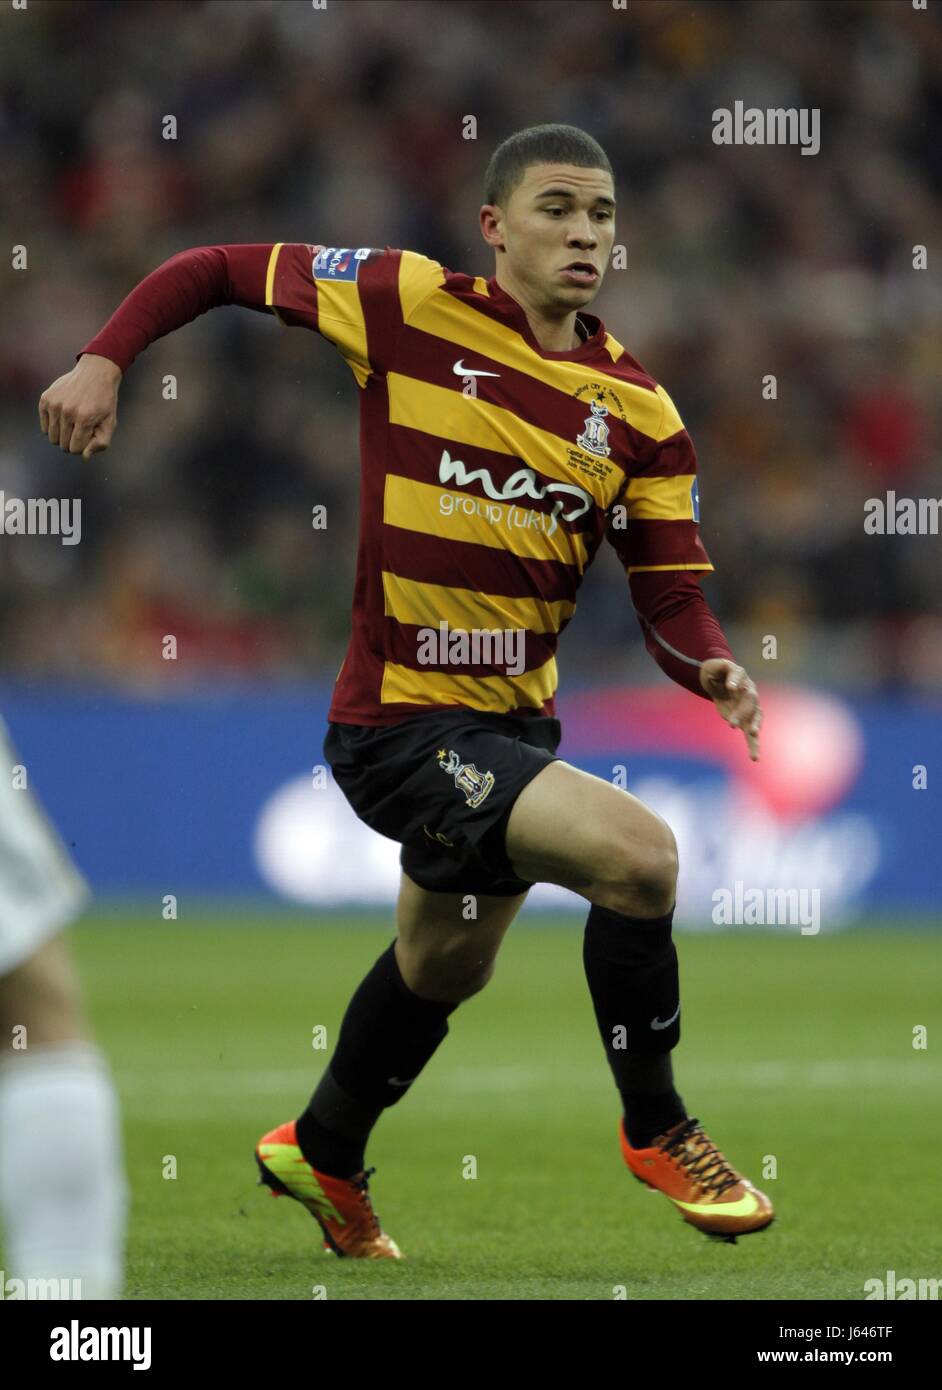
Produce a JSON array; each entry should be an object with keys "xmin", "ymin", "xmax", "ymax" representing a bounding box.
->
[
  {"xmin": 583, "ymin": 903, "xmax": 687, "ymax": 1149},
  {"xmin": 619, "ymin": 1052, "xmax": 687, "ymax": 1149},
  {"xmin": 294, "ymin": 1071, "xmax": 382, "ymax": 1179},
  {"xmin": 295, "ymin": 940, "xmax": 460, "ymax": 1178}
]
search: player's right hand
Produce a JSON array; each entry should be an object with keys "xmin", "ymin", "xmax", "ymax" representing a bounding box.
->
[{"xmin": 38, "ymin": 353, "xmax": 123, "ymax": 459}]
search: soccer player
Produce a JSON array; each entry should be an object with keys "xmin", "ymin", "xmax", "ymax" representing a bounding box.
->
[
  {"xmin": 0, "ymin": 717, "xmax": 126, "ymax": 1296},
  {"xmin": 39, "ymin": 123, "xmax": 769, "ymax": 1259}
]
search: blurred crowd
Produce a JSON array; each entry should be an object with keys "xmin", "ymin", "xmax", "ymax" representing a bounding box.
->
[{"xmin": 1, "ymin": 0, "xmax": 939, "ymax": 695}]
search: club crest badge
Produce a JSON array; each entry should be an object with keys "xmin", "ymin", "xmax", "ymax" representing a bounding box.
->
[
  {"xmin": 437, "ymin": 748, "xmax": 495, "ymax": 808},
  {"xmin": 576, "ymin": 400, "xmax": 612, "ymax": 457}
]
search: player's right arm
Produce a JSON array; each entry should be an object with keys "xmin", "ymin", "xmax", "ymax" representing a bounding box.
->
[{"xmin": 37, "ymin": 243, "xmax": 427, "ymax": 458}]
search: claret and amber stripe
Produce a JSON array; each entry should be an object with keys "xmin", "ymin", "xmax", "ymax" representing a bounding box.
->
[
  {"xmin": 381, "ymin": 527, "xmax": 587, "ymax": 605},
  {"xmin": 379, "ymin": 656, "xmax": 559, "ymax": 715},
  {"xmin": 383, "ymin": 617, "xmax": 559, "ymax": 678},
  {"xmin": 381, "ymin": 571, "xmax": 575, "ymax": 638}
]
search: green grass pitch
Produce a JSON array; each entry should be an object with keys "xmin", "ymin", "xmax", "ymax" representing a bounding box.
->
[{"xmin": 9, "ymin": 910, "xmax": 941, "ymax": 1300}]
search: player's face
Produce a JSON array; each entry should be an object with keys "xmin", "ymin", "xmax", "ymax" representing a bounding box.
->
[{"xmin": 491, "ymin": 163, "xmax": 616, "ymax": 310}]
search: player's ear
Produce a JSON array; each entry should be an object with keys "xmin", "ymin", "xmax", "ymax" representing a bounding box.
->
[{"xmin": 483, "ymin": 204, "xmax": 505, "ymax": 251}]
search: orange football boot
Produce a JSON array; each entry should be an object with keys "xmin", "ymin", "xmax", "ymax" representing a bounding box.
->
[
  {"xmin": 255, "ymin": 1120, "xmax": 402, "ymax": 1258},
  {"xmin": 620, "ymin": 1115, "xmax": 774, "ymax": 1242}
]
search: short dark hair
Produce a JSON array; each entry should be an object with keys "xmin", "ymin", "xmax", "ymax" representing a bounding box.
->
[{"xmin": 483, "ymin": 124, "xmax": 613, "ymax": 208}]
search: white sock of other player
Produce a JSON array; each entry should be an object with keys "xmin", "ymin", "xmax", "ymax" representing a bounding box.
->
[{"xmin": 0, "ymin": 1040, "xmax": 127, "ymax": 1298}]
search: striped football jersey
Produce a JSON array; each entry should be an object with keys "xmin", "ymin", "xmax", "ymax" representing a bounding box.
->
[{"xmin": 261, "ymin": 243, "xmax": 714, "ymax": 724}]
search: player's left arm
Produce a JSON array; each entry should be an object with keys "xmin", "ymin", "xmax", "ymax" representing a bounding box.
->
[
  {"xmin": 626, "ymin": 570, "xmax": 762, "ymax": 762},
  {"xmin": 605, "ymin": 385, "xmax": 762, "ymax": 761}
]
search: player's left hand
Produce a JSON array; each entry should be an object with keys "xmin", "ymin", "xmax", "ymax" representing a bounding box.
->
[{"xmin": 699, "ymin": 658, "xmax": 762, "ymax": 761}]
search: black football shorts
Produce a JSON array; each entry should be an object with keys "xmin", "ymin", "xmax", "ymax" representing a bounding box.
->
[{"xmin": 323, "ymin": 709, "xmax": 562, "ymax": 895}]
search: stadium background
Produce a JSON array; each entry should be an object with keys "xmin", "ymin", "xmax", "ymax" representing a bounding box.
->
[{"xmin": 0, "ymin": 0, "xmax": 940, "ymax": 1302}]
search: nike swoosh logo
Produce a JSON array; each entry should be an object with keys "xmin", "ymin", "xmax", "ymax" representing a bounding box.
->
[
  {"xmin": 670, "ymin": 1189, "xmax": 762, "ymax": 1218},
  {"xmin": 387, "ymin": 1076, "xmax": 415, "ymax": 1086},
  {"xmin": 650, "ymin": 1003, "xmax": 681, "ymax": 1030},
  {"xmin": 453, "ymin": 359, "xmax": 500, "ymax": 378}
]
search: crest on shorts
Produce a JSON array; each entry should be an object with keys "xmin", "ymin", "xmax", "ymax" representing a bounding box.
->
[{"xmin": 437, "ymin": 748, "xmax": 495, "ymax": 808}]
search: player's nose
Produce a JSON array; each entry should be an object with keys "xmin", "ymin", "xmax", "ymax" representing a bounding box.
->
[{"xmin": 566, "ymin": 221, "xmax": 597, "ymax": 247}]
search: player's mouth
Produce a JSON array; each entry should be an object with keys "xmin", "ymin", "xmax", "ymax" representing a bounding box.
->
[{"xmin": 560, "ymin": 261, "xmax": 598, "ymax": 284}]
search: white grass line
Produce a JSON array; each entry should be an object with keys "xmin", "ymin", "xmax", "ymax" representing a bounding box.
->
[
  {"xmin": 113, "ymin": 1059, "xmax": 940, "ymax": 1099},
  {"xmin": 450, "ymin": 1060, "xmax": 941, "ymax": 1092}
]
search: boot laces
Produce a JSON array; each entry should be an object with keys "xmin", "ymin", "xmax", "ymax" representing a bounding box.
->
[
  {"xmin": 348, "ymin": 1166, "xmax": 381, "ymax": 1235},
  {"xmin": 659, "ymin": 1118, "xmax": 740, "ymax": 1198}
]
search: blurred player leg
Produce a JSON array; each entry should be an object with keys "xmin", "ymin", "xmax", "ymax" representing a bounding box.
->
[{"xmin": 0, "ymin": 722, "xmax": 127, "ymax": 1298}]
